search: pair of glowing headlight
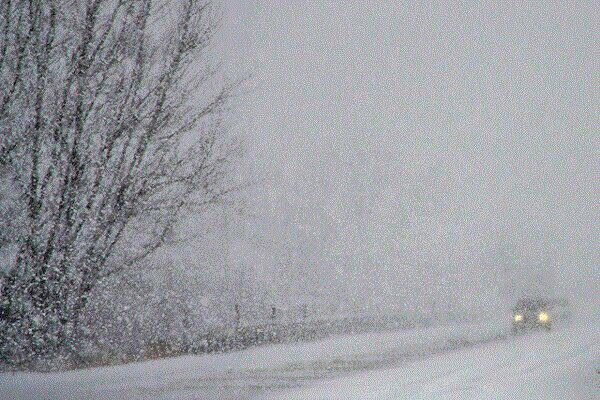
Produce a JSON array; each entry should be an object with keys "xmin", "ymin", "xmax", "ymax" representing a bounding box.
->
[{"xmin": 513, "ymin": 312, "xmax": 549, "ymax": 323}]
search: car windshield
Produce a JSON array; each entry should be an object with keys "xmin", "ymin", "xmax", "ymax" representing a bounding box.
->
[{"xmin": 515, "ymin": 298, "xmax": 548, "ymax": 311}]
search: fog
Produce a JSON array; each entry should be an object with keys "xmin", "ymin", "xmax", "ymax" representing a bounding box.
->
[
  {"xmin": 217, "ymin": 1, "xmax": 598, "ymax": 316},
  {"xmin": 0, "ymin": 1, "xmax": 598, "ymax": 396}
]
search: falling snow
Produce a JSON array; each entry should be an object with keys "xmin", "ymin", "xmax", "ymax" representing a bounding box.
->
[{"xmin": 0, "ymin": 1, "xmax": 597, "ymax": 399}]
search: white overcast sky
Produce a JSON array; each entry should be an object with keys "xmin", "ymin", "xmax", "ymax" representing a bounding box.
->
[{"xmin": 215, "ymin": 1, "xmax": 598, "ymax": 311}]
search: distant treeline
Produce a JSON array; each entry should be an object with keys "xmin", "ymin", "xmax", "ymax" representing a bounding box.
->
[{"xmin": 62, "ymin": 311, "xmax": 463, "ymax": 370}]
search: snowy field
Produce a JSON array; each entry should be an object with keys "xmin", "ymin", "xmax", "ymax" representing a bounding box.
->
[{"xmin": 0, "ymin": 316, "xmax": 597, "ymax": 400}]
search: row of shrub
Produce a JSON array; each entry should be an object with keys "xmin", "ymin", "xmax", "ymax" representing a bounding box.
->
[{"xmin": 16, "ymin": 312, "xmax": 438, "ymax": 371}]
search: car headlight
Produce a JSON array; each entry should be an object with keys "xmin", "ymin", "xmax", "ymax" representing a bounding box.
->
[
  {"xmin": 514, "ymin": 314, "xmax": 523, "ymax": 322},
  {"xmin": 538, "ymin": 312, "xmax": 549, "ymax": 322}
]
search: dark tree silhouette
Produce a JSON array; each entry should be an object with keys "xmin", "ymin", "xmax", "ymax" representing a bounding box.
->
[{"xmin": 0, "ymin": 0, "xmax": 236, "ymax": 366}]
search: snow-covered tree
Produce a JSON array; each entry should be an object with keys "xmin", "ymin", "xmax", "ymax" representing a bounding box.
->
[{"xmin": 0, "ymin": 0, "xmax": 236, "ymax": 367}]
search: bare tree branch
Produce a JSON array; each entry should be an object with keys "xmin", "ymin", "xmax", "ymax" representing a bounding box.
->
[{"xmin": 0, "ymin": 0, "xmax": 239, "ymax": 366}]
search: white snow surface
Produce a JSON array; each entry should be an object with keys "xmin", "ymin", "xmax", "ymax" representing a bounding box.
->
[
  {"xmin": 276, "ymin": 318, "xmax": 599, "ymax": 400},
  {"xmin": 0, "ymin": 316, "xmax": 597, "ymax": 399}
]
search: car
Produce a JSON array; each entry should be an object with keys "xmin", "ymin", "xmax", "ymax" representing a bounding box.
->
[{"xmin": 511, "ymin": 297, "xmax": 552, "ymax": 333}]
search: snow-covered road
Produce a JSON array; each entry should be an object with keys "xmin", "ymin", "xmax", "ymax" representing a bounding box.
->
[
  {"xmin": 275, "ymin": 318, "xmax": 599, "ymax": 400},
  {"xmin": 1, "ymin": 316, "xmax": 597, "ymax": 399}
]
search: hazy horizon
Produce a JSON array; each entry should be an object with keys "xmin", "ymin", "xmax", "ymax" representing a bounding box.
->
[{"xmin": 216, "ymin": 0, "xmax": 598, "ymax": 314}]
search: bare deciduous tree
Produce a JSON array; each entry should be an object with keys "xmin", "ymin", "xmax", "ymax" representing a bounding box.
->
[{"xmin": 0, "ymin": 0, "xmax": 237, "ymax": 366}]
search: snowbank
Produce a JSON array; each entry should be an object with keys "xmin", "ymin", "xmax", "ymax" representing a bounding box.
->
[{"xmin": 0, "ymin": 319, "xmax": 507, "ymax": 399}]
